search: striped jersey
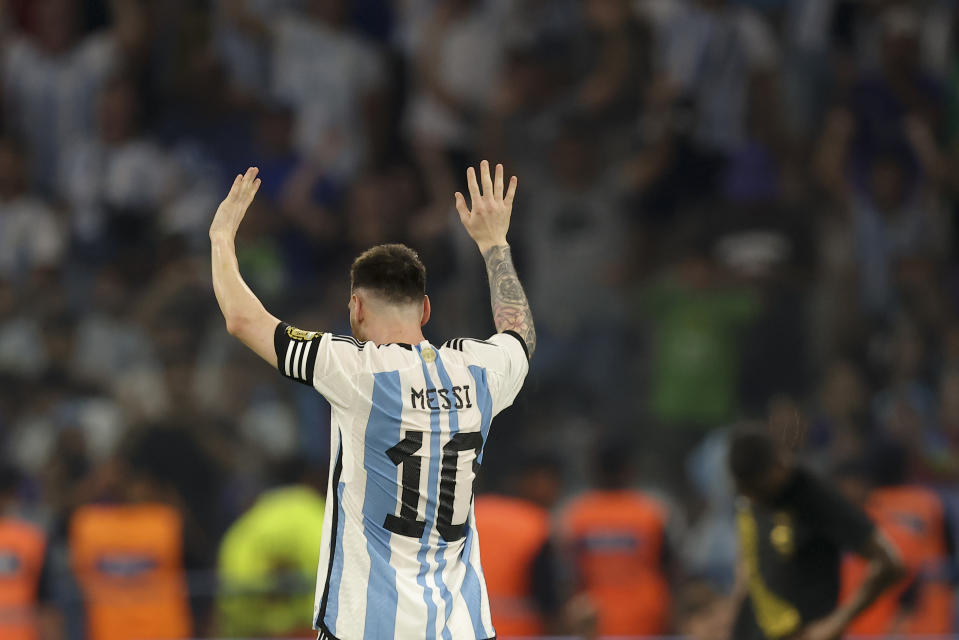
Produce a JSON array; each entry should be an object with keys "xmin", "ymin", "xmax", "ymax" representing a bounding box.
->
[{"xmin": 273, "ymin": 323, "xmax": 530, "ymax": 640}]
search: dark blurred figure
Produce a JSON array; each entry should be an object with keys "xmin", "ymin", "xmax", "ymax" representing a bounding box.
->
[
  {"xmin": 573, "ymin": 0, "xmax": 651, "ymax": 127},
  {"xmin": 59, "ymin": 75, "xmax": 173, "ymax": 254},
  {"xmin": 559, "ymin": 442, "xmax": 672, "ymax": 637},
  {"xmin": 216, "ymin": 457, "xmax": 326, "ymax": 638},
  {"xmin": 848, "ymin": 5, "xmax": 943, "ymax": 189},
  {"xmin": 0, "ymin": 139, "xmax": 64, "ymax": 286},
  {"xmin": 474, "ymin": 453, "xmax": 565, "ymax": 637},
  {"xmin": 727, "ymin": 430, "xmax": 902, "ymax": 640},
  {"xmin": 640, "ymin": 237, "xmax": 758, "ymax": 465},
  {"xmin": 69, "ymin": 439, "xmax": 195, "ymax": 640},
  {"xmin": 0, "ymin": 464, "xmax": 61, "ymax": 640},
  {"xmin": 836, "ymin": 444, "xmax": 956, "ymax": 636},
  {"xmin": 3, "ymin": 0, "xmax": 145, "ymax": 193},
  {"xmin": 523, "ymin": 121, "xmax": 631, "ymax": 416},
  {"xmin": 806, "ymin": 359, "xmax": 870, "ymax": 467}
]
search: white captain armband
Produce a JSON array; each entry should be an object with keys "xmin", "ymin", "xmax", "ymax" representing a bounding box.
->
[{"xmin": 274, "ymin": 322, "xmax": 322, "ymax": 385}]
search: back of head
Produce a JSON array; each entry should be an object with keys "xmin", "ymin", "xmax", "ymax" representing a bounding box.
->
[
  {"xmin": 595, "ymin": 439, "xmax": 634, "ymax": 490},
  {"xmin": 866, "ymin": 440, "xmax": 909, "ymax": 487},
  {"xmin": 0, "ymin": 463, "xmax": 20, "ymax": 500},
  {"xmin": 728, "ymin": 429, "xmax": 779, "ymax": 491},
  {"xmin": 515, "ymin": 451, "xmax": 563, "ymax": 507},
  {"xmin": 350, "ymin": 244, "xmax": 426, "ymax": 305}
]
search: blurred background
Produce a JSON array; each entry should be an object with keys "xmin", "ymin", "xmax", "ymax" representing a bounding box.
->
[{"xmin": 0, "ymin": 0, "xmax": 958, "ymax": 638}]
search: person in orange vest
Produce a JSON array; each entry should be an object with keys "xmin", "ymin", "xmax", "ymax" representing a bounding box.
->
[
  {"xmin": 474, "ymin": 454, "xmax": 566, "ymax": 638},
  {"xmin": 0, "ymin": 464, "xmax": 61, "ymax": 640},
  {"xmin": 559, "ymin": 441, "xmax": 673, "ymax": 637},
  {"xmin": 69, "ymin": 452, "xmax": 194, "ymax": 640},
  {"xmin": 836, "ymin": 444, "xmax": 957, "ymax": 636}
]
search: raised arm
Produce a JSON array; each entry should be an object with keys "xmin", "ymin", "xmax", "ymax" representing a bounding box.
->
[
  {"xmin": 209, "ymin": 167, "xmax": 280, "ymax": 366},
  {"xmin": 454, "ymin": 160, "xmax": 536, "ymax": 356}
]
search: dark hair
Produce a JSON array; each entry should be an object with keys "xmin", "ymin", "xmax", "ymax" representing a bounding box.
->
[
  {"xmin": 866, "ymin": 439, "xmax": 909, "ymax": 487},
  {"xmin": 520, "ymin": 451, "xmax": 562, "ymax": 478},
  {"xmin": 728, "ymin": 430, "xmax": 779, "ymax": 487},
  {"xmin": 350, "ymin": 244, "xmax": 426, "ymax": 304},
  {"xmin": 0, "ymin": 463, "xmax": 20, "ymax": 495},
  {"xmin": 595, "ymin": 439, "xmax": 634, "ymax": 489}
]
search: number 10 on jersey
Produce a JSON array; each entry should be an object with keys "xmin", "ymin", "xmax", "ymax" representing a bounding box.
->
[{"xmin": 384, "ymin": 431, "xmax": 483, "ymax": 542}]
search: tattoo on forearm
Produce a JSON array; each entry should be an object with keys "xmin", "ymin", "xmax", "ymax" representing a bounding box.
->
[{"xmin": 482, "ymin": 245, "xmax": 536, "ymax": 356}]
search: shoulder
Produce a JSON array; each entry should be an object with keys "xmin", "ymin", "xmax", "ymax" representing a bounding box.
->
[
  {"xmin": 327, "ymin": 335, "xmax": 417, "ymax": 353},
  {"xmin": 443, "ymin": 332, "xmax": 529, "ymax": 360},
  {"xmin": 562, "ymin": 492, "xmax": 605, "ymax": 520},
  {"xmin": 441, "ymin": 337, "xmax": 494, "ymax": 352},
  {"xmin": 624, "ymin": 491, "xmax": 668, "ymax": 520},
  {"xmin": 328, "ymin": 333, "xmax": 366, "ymax": 349},
  {"xmin": 0, "ymin": 517, "xmax": 46, "ymax": 543}
]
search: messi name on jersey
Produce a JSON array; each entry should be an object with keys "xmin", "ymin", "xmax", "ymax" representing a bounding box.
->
[{"xmin": 410, "ymin": 385, "xmax": 473, "ymax": 410}]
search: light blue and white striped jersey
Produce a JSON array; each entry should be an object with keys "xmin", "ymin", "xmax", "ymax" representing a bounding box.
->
[{"xmin": 273, "ymin": 323, "xmax": 530, "ymax": 640}]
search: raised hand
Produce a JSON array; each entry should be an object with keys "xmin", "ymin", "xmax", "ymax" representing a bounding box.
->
[
  {"xmin": 454, "ymin": 160, "xmax": 518, "ymax": 253},
  {"xmin": 210, "ymin": 167, "xmax": 262, "ymax": 241},
  {"xmin": 454, "ymin": 160, "xmax": 535, "ymax": 356}
]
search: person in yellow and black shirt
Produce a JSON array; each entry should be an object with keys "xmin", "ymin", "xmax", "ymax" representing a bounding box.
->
[{"xmin": 727, "ymin": 430, "xmax": 903, "ymax": 640}]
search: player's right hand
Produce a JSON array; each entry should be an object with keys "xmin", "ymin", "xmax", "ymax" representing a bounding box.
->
[
  {"xmin": 210, "ymin": 166, "xmax": 261, "ymax": 241},
  {"xmin": 454, "ymin": 160, "xmax": 517, "ymax": 254}
]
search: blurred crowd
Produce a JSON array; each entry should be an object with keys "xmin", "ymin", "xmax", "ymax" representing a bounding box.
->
[{"xmin": 1, "ymin": 0, "xmax": 959, "ymax": 637}]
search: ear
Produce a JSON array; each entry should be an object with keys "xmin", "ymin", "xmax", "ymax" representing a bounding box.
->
[
  {"xmin": 421, "ymin": 295, "xmax": 431, "ymax": 327},
  {"xmin": 351, "ymin": 293, "xmax": 363, "ymax": 321}
]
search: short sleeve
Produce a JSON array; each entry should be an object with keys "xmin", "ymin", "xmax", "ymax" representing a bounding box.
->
[
  {"xmin": 446, "ymin": 331, "xmax": 529, "ymax": 415},
  {"xmin": 273, "ymin": 323, "xmax": 364, "ymax": 407},
  {"xmin": 798, "ymin": 473, "xmax": 876, "ymax": 555}
]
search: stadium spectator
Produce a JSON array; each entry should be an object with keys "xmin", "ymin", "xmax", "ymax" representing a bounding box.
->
[
  {"xmin": 0, "ymin": 140, "xmax": 64, "ymax": 285},
  {"xmin": 225, "ymin": 0, "xmax": 387, "ymax": 177},
  {"xmin": 58, "ymin": 75, "xmax": 177, "ymax": 253},
  {"xmin": 522, "ymin": 122, "xmax": 631, "ymax": 412},
  {"xmin": 560, "ymin": 441, "xmax": 673, "ymax": 637},
  {"xmin": 656, "ymin": 0, "xmax": 779, "ymax": 154},
  {"xmin": 639, "ymin": 239, "xmax": 758, "ymax": 431},
  {"xmin": 1, "ymin": 0, "xmax": 145, "ymax": 193}
]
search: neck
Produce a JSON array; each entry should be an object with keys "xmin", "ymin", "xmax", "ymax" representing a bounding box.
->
[{"xmin": 362, "ymin": 323, "xmax": 426, "ymax": 346}]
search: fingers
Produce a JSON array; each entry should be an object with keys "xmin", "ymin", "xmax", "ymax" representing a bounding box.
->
[
  {"xmin": 480, "ymin": 160, "xmax": 493, "ymax": 196},
  {"xmin": 494, "ymin": 163, "xmax": 504, "ymax": 200},
  {"xmin": 454, "ymin": 192, "xmax": 470, "ymax": 223},
  {"xmin": 504, "ymin": 175, "xmax": 518, "ymax": 210},
  {"xmin": 466, "ymin": 166, "xmax": 481, "ymax": 205}
]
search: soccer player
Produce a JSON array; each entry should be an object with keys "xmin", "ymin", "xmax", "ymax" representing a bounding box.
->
[
  {"xmin": 727, "ymin": 430, "xmax": 904, "ymax": 640},
  {"xmin": 210, "ymin": 161, "xmax": 534, "ymax": 640}
]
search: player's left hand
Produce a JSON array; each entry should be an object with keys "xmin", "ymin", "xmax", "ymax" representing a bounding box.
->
[
  {"xmin": 792, "ymin": 614, "xmax": 845, "ymax": 640},
  {"xmin": 210, "ymin": 167, "xmax": 261, "ymax": 240}
]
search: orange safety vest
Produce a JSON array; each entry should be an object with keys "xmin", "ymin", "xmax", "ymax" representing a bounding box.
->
[
  {"xmin": 842, "ymin": 486, "xmax": 954, "ymax": 636},
  {"xmin": 0, "ymin": 518, "xmax": 46, "ymax": 640},
  {"xmin": 560, "ymin": 490, "xmax": 670, "ymax": 636},
  {"xmin": 474, "ymin": 495, "xmax": 552, "ymax": 638},
  {"xmin": 70, "ymin": 503, "xmax": 193, "ymax": 640}
]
